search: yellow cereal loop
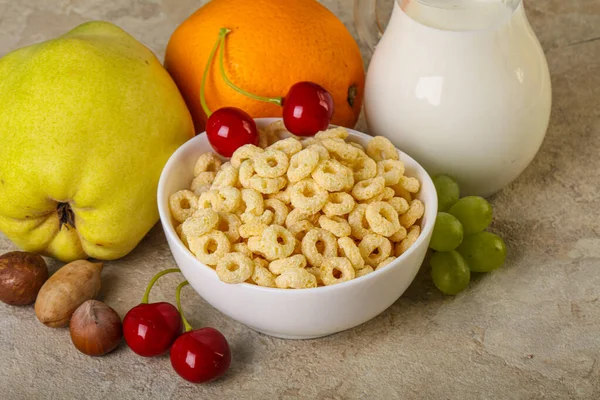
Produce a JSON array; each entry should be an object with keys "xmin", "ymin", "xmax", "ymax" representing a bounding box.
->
[
  {"xmin": 391, "ymin": 183, "xmax": 412, "ymax": 203},
  {"xmin": 239, "ymin": 223, "xmax": 269, "ymax": 239},
  {"xmin": 351, "ymin": 153, "xmax": 377, "ymax": 182},
  {"xmin": 250, "ymin": 176, "xmax": 287, "ymax": 194},
  {"xmin": 212, "ymin": 162, "xmax": 239, "ymax": 189},
  {"xmin": 216, "ymin": 253, "xmax": 255, "ymax": 284},
  {"xmin": 352, "ymin": 177, "xmax": 385, "ymax": 201},
  {"xmin": 358, "ymin": 233, "xmax": 392, "ymax": 267},
  {"xmin": 287, "ymin": 148, "xmax": 320, "ymax": 183},
  {"xmin": 268, "ymin": 254, "xmax": 307, "ymax": 275},
  {"xmin": 188, "ymin": 230, "xmax": 231, "ymax": 266},
  {"xmin": 251, "ymin": 264, "xmax": 276, "ymax": 288},
  {"xmin": 311, "ymin": 159, "xmax": 354, "ymax": 192},
  {"xmin": 192, "ymin": 171, "xmax": 216, "ymax": 187},
  {"xmin": 264, "ymin": 198, "xmax": 289, "ymax": 226},
  {"xmin": 275, "ymin": 267, "xmax": 317, "ymax": 289},
  {"xmin": 241, "ymin": 209, "xmax": 274, "ymax": 225},
  {"xmin": 321, "ymin": 138, "xmax": 359, "ymax": 165},
  {"xmin": 389, "ymin": 225, "xmax": 408, "ymax": 243},
  {"xmin": 290, "ymin": 179, "xmax": 328, "ymax": 214},
  {"xmin": 320, "ymin": 257, "xmax": 356, "ymax": 286},
  {"xmin": 288, "ymin": 220, "xmax": 314, "ymax": 242},
  {"xmin": 212, "ymin": 187, "xmax": 242, "ymax": 213},
  {"xmin": 217, "ymin": 212, "xmax": 242, "ymax": 243},
  {"xmin": 356, "ymin": 265, "xmax": 374, "ymax": 278},
  {"xmin": 247, "ymin": 236, "xmax": 264, "ymax": 255},
  {"xmin": 348, "ymin": 203, "xmax": 371, "ymax": 240},
  {"xmin": 306, "ymin": 143, "xmax": 331, "ymax": 162},
  {"xmin": 322, "ymin": 192, "xmax": 355, "ymax": 216},
  {"xmin": 268, "ymin": 184, "xmax": 293, "ymax": 204},
  {"xmin": 305, "ymin": 266, "xmax": 323, "ymax": 284},
  {"xmin": 337, "ymin": 237, "xmax": 365, "ymax": 270},
  {"xmin": 377, "ymin": 257, "xmax": 397, "ymax": 269},
  {"xmin": 348, "ymin": 142, "xmax": 365, "ymax": 152},
  {"xmin": 395, "ymin": 225, "xmax": 421, "ymax": 256},
  {"xmin": 181, "ymin": 208, "xmax": 219, "ymax": 239},
  {"xmin": 258, "ymin": 128, "xmax": 270, "ymax": 149},
  {"xmin": 365, "ymin": 201, "xmax": 401, "ymax": 237},
  {"xmin": 175, "ymin": 224, "xmax": 188, "ymax": 247},
  {"xmin": 231, "ymin": 144, "xmax": 264, "ymax": 168},
  {"xmin": 265, "ymin": 120, "xmax": 293, "ymax": 142},
  {"xmin": 366, "ymin": 136, "xmax": 399, "ymax": 162},
  {"xmin": 315, "ymin": 127, "xmax": 349, "ymax": 140},
  {"xmin": 388, "ymin": 197, "xmax": 410, "ymax": 215},
  {"xmin": 169, "ymin": 190, "xmax": 198, "ymax": 223},
  {"xmin": 232, "ymin": 242, "xmax": 253, "ymax": 259},
  {"xmin": 399, "ymin": 199, "xmax": 425, "ymax": 229},
  {"xmin": 399, "ymin": 176, "xmax": 421, "ymax": 193},
  {"xmin": 254, "ymin": 148, "xmax": 289, "ymax": 178},
  {"xmin": 260, "ymin": 225, "xmax": 296, "ymax": 261},
  {"xmin": 301, "ymin": 228, "xmax": 338, "ymax": 267},
  {"xmin": 318, "ymin": 215, "xmax": 351, "ymax": 237},
  {"xmin": 194, "ymin": 152, "xmax": 222, "ymax": 176},
  {"xmin": 240, "ymin": 188, "xmax": 264, "ymax": 216},
  {"xmin": 267, "ymin": 137, "xmax": 303, "ymax": 157},
  {"xmin": 377, "ymin": 160, "xmax": 405, "ymax": 186},
  {"xmin": 285, "ymin": 208, "xmax": 313, "ymax": 228},
  {"xmin": 238, "ymin": 159, "xmax": 256, "ymax": 189}
]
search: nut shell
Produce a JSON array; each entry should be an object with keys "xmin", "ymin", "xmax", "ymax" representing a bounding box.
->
[
  {"xmin": 0, "ymin": 252, "xmax": 49, "ymax": 305},
  {"xmin": 70, "ymin": 300, "xmax": 122, "ymax": 356}
]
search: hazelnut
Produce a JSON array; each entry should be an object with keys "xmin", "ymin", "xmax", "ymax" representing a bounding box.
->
[
  {"xmin": 70, "ymin": 300, "xmax": 122, "ymax": 356},
  {"xmin": 0, "ymin": 251, "xmax": 48, "ymax": 305}
]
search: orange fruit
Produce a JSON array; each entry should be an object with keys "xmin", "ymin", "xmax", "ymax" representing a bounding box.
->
[{"xmin": 165, "ymin": 0, "xmax": 365, "ymax": 133}]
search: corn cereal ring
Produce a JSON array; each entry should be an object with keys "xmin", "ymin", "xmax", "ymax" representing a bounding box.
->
[
  {"xmin": 253, "ymin": 257, "xmax": 269, "ymax": 269},
  {"xmin": 301, "ymin": 228, "xmax": 338, "ymax": 267},
  {"xmin": 287, "ymin": 220, "xmax": 314, "ymax": 242},
  {"xmin": 320, "ymin": 257, "xmax": 356, "ymax": 286},
  {"xmin": 318, "ymin": 215, "xmax": 351, "ymax": 238},
  {"xmin": 389, "ymin": 225, "xmax": 408, "ymax": 242},
  {"xmin": 356, "ymin": 265, "xmax": 374, "ymax": 278},
  {"xmin": 285, "ymin": 208, "xmax": 313, "ymax": 228},
  {"xmin": 382, "ymin": 187, "xmax": 395, "ymax": 201},
  {"xmin": 251, "ymin": 263, "xmax": 276, "ymax": 287},
  {"xmin": 264, "ymin": 198, "xmax": 288, "ymax": 226},
  {"xmin": 352, "ymin": 176, "xmax": 385, "ymax": 201},
  {"xmin": 232, "ymin": 242, "xmax": 253, "ymax": 258},
  {"xmin": 265, "ymin": 120, "xmax": 292, "ymax": 140},
  {"xmin": 287, "ymin": 148, "xmax": 320, "ymax": 183},
  {"xmin": 254, "ymin": 149, "xmax": 289, "ymax": 178},
  {"xmin": 231, "ymin": 144, "xmax": 264, "ymax": 168},
  {"xmin": 348, "ymin": 204, "xmax": 371, "ymax": 239},
  {"xmin": 275, "ymin": 267, "xmax": 317, "ymax": 289},
  {"xmin": 212, "ymin": 162, "xmax": 239, "ymax": 189},
  {"xmin": 398, "ymin": 176, "xmax": 421, "ymax": 193},
  {"xmin": 388, "ymin": 197, "xmax": 410, "ymax": 215},
  {"xmin": 377, "ymin": 257, "xmax": 396, "ymax": 269},
  {"xmin": 366, "ymin": 201, "xmax": 401, "ymax": 237},
  {"xmin": 247, "ymin": 236, "xmax": 264, "ymax": 255},
  {"xmin": 197, "ymin": 190, "xmax": 218, "ymax": 209},
  {"xmin": 361, "ymin": 190, "xmax": 387, "ymax": 204},
  {"xmin": 399, "ymin": 199, "xmax": 425, "ymax": 229},
  {"xmin": 306, "ymin": 143, "xmax": 330, "ymax": 162},
  {"xmin": 348, "ymin": 142, "xmax": 365, "ymax": 152},
  {"xmin": 194, "ymin": 153, "xmax": 222, "ymax": 176},
  {"xmin": 260, "ymin": 225, "xmax": 296, "ymax": 261},
  {"xmin": 321, "ymin": 138, "xmax": 359, "ymax": 165},
  {"xmin": 268, "ymin": 184, "xmax": 293, "ymax": 204},
  {"xmin": 169, "ymin": 190, "xmax": 198, "ymax": 223},
  {"xmin": 268, "ymin": 254, "xmax": 307, "ymax": 275},
  {"xmin": 239, "ymin": 223, "xmax": 269, "ymax": 239},
  {"xmin": 238, "ymin": 159, "xmax": 255, "ymax": 189},
  {"xmin": 366, "ymin": 136, "xmax": 399, "ymax": 162},
  {"xmin": 182, "ymin": 208, "xmax": 219, "ymax": 239},
  {"xmin": 377, "ymin": 160, "xmax": 405, "ymax": 186},
  {"xmin": 395, "ymin": 225, "xmax": 421, "ymax": 256},
  {"xmin": 192, "ymin": 171, "xmax": 216, "ymax": 187},
  {"xmin": 322, "ymin": 192, "xmax": 355, "ymax": 216},
  {"xmin": 189, "ymin": 230, "xmax": 231, "ymax": 266},
  {"xmin": 305, "ymin": 266, "xmax": 322, "ymax": 284},
  {"xmin": 250, "ymin": 176, "xmax": 287, "ymax": 194},
  {"xmin": 289, "ymin": 179, "xmax": 328, "ymax": 214},
  {"xmin": 391, "ymin": 183, "xmax": 412, "ymax": 202},
  {"xmin": 258, "ymin": 128, "xmax": 269, "ymax": 149},
  {"xmin": 311, "ymin": 159, "xmax": 354, "ymax": 192},
  {"xmin": 351, "ymin": 153, "xmax": 377, "ymax": 182},
  {"xmin": 239, "ymin": 188, "xmax": 264, "ymax": 216},
  {"xmin": 315, "ymin": 127, "xmax": 349, "ymax": 140},
  {"xmin": 337, "ymin": 236, "xmax": 365, "ymax": 270},
  {"xmin": 216, "ymin": 253, "xmax": 254, "ymax": 284},
  {"xmin": 175, "ymin": 224, "xmax": 188, "ymax": 247},
  {"xmin": 213, "ymin": 187, "xmax": 241, "ymax": 213},
  {"xmin": 191, "ymin": 181, "xmax": 212, "ymax": 196},
  {"xmin": 267, "ymin": 137, "xmax": 302, "ymax": 157},
  {"xmin": 241, "ymin": 209, "xmax": 274, "ymax": 225},
  {"xmin": 215, "ymin": 212, "xmax": 241, "ymax": 243},
  {"xmin": 359, "ymin": 233, "xmax": 392, "ymax": 267}
]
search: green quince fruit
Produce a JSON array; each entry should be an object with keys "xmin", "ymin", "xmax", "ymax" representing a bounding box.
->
[{"xmin": 0, "ymin": 21, "xmax": 194, "ymax": 262}]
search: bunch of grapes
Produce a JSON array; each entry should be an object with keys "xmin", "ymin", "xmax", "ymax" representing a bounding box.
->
[{"xmin": 429, "ymin": 175, "xmax": 507, "ymax": 295}]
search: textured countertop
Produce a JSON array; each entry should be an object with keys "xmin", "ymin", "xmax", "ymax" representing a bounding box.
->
[{"xmin": 1, "ymin": 1, "xmax": 599, "ymax": 399}]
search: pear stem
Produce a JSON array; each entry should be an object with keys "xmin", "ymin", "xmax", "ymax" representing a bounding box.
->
[
  {"xmin": 141, "ymin": 268, "xmax": 180, "ymax": 304},
  {"xmin": 217, "ymin": 28, "xmax": 283, "ymax": 107},
  {"xmin": 175, "ymin": 280, "xmax": 193, "ymax": 332},
  {"xmin": 199, "ymin": 29, "xmax": 224, "ymax": 118}
]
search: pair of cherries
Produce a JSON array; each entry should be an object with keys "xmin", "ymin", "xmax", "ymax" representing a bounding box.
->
[
  {"xmin": 123, "ymin": 269, "xmax": 230, "ymax": 384},
  {"xmin": 202, "ymin": 28, "xmax": 335, "ymax": 157}
]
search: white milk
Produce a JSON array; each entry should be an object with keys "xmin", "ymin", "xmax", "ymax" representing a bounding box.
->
[{"xmin": 364, "ymin": 0, "xmax": 552, "ymax": 196}]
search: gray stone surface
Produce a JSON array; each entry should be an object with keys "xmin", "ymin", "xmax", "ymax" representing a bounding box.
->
[{"xmin": 0, "ymin": 0, "xmax": 599, "ymax": 399}]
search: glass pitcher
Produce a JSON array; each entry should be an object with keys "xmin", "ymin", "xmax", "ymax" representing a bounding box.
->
[{"xmin": 354, "ymin": 0, "xmax": 552, "ymax": 197}]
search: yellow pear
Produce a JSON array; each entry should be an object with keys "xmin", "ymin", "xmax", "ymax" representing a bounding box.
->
[{"xmin": 0, "ymin": 21, "xmax": 194, "ymax": 262}]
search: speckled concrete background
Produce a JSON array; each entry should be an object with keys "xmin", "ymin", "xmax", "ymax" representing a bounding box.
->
[{"xmin": 0, "ymin": 0, "xmax": 599, "ymax": 399}]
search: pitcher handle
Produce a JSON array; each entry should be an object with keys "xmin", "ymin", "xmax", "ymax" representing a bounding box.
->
[{"xmin": 354, "ymin": 0, "xmax": 386, "ymax": 53}]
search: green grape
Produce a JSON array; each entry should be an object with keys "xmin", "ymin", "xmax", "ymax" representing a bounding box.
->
[
  {"xmin": 448, "ymin": 196, "xmax": 493, "ymax": 234},
  {"xmin": 433, "ymin": 174, "xmax": 460, "ymax": 212},
  {"xmin": 430, "ymin": 250, "xmax": 470, "ymax": 295},
  {"xmin": 430, "ymin": 212, "xmax": 464, "ymax": 252},
  {"xmin": 457, "ymin": 232, "xmax": 507, "ymax": 272}
]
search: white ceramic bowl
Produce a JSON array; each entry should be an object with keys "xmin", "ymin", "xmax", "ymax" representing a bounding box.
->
[{"xmin": 158, "ymin": 118, "xmax": 437, "ymax": 339}]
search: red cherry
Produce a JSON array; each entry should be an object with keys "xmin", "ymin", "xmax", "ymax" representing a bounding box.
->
[
  {"xmin": 170, "ymin": 327, "xmax": 231, "ymax": 383},
  {"xmin": 123, "ymin": 302, "xmax": 182, "ymax": 357},
  {"xmin": 206, "ymin": 107, "xmax": 259, "ymax": 157},
  {"xmin": 282, "ymin": 81, "xmax": 334, "ymax": 137}
]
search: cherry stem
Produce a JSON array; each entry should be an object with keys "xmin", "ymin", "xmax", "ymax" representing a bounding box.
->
[
  {"xmin": 199, "ymin": 29, "xmax": 225, "ymax": 118},
  {"xmin": 175, "ymin": 280, "xmax": 193, "ymax": 333},
  {"xmin": 141, "ymin": 268, "xmax": 180, "ymax": 304},
  {"xmin": 217, "ymin": 28, "xmax": 283, "ymax": 107}
]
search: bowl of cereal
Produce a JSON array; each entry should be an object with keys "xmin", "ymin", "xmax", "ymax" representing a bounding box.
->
[{"xmin": 157, "ymin": 118, "xmax": 437, "ymax": 339}]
